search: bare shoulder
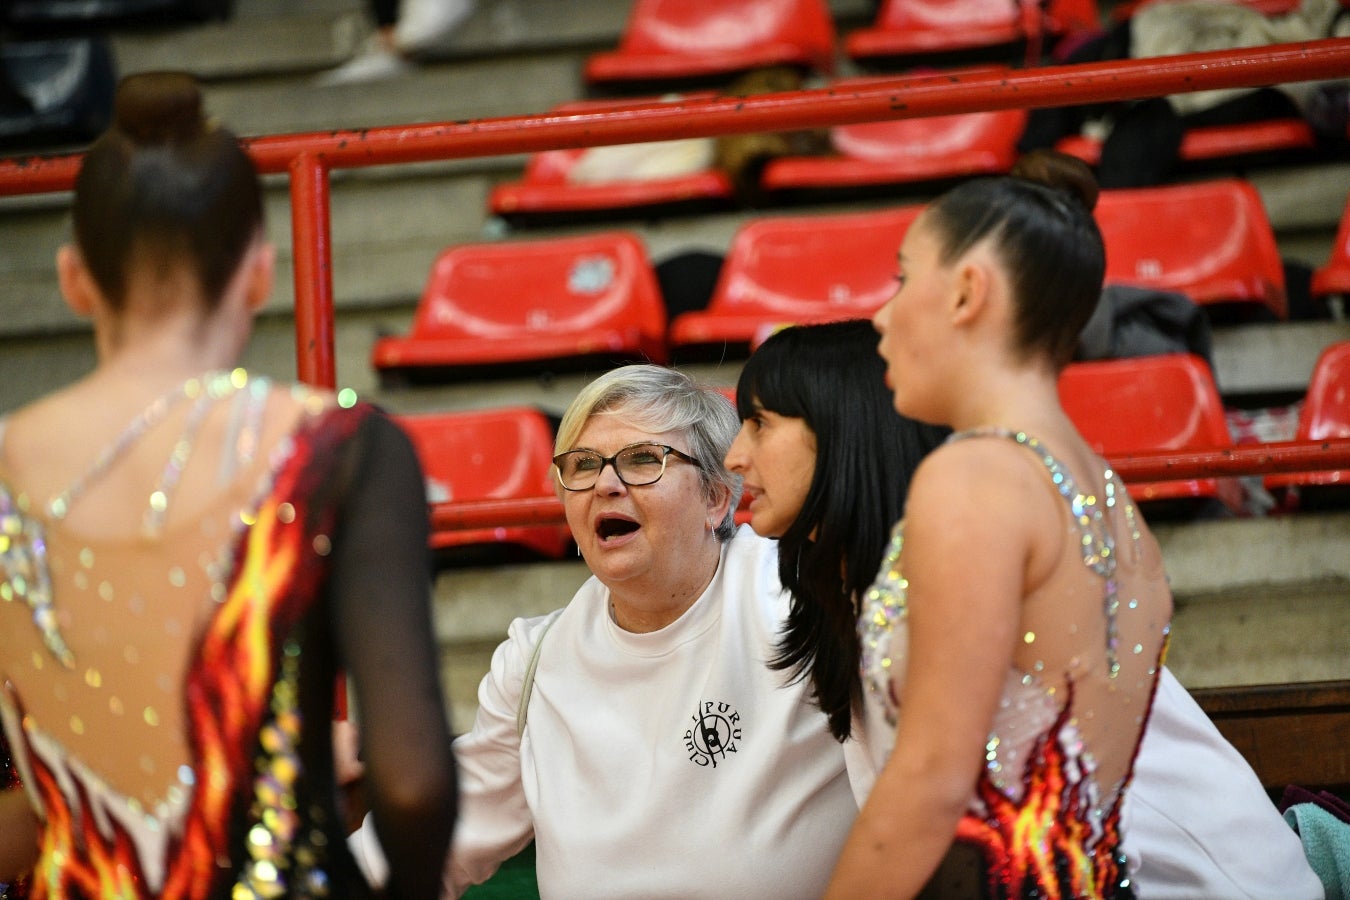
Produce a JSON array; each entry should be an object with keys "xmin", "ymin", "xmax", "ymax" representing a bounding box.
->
[
  {"xmin": 904, "ymin": 435, "xmax": 1065, "ymax": 577},
  {"xmin": 0, "ymin": 381, "xmax": 105, "ymax": 474},
  {"xmin": 907, "ymin": 435, "xmax": 1047, "ymax": 515}
]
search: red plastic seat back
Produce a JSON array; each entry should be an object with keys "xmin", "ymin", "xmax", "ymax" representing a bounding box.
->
[
  {"xmin": 1060, "ymin": 355, "xmax": 1233, "ymax": 455},
  {"xmin": 1312, "ymin": 194, "xmax": 1350, "ymax": 298},
  {"xmin": 669, "ymin": 207, "xmax": 922, "ymax": 348},
  {"xmin": 881, "ymin": 0, "xmax": 1097, "ymax": 31},
  {"xmin": 849, "ymin": 0, "xmax": 1097, "ymax": 58},
  {"xmin": 851, "ymin": 0, "xmax": 1023, "ymax": 56},
  {"xmin": 588, "ymin": 0, "xmax": 837, "ymax": 81},
  {"xmin": 1044, "ymin": 0, "xmax": 1101, "ymax": 33},
  {"xmin": 758, "ymin": 73, "xmax": 1028, "ymax": 191},
  {"xmin": 829, "ymin": 106, "xmax": 1029, "ymax": 166},
  {"xmin": 1300, "ymin": 342, "xmax": 1350, "ymax": 443},
  {"xmin": 618, "ymin": 0, "xmax": 830, "ymax": 53},
  {"xmin": 1266, "ymin": 342, "xmax": 1350, "ymax": 493},
  {"xmin": 871, "ymin": 0, "xmax": 1023, "ymax": 32},
  {"xmin": 410, "ymin": 231, "xmax": 666, "ymax": 346},
  {"xmin": 713, "ymin": 206, "xmax": 922, "ymax": 317},
  {"xmin": 395, "ymin": 407, "xmax": 570, "ymax": 557},
  {"xmin": 1058, "ymin": 354, "xmax": 1244, "ymax": 509},
  {"xmin": 1095, "ymin": 180, "xmax": 1286, "ymax": 317}
]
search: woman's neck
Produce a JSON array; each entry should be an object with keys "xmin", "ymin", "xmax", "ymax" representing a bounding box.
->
[
  {"xmin": 947, "ymin": 361, "xmax": 1064, "ymax": 435},
  {"xmin": 609, "ymin": 538, "xmax": 723, "ymax": 634},
  {"xmin": 92, "ymin": 307, "xmax": 245, "ymax": 390}
]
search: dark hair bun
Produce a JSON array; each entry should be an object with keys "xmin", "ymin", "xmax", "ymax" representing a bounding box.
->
[
  {"xmin": 1011, "ymin": 148, "xmax": 1099, "ymax": 212},
  {"xmin": 113, "ymin": 72, "xmax": 206, "ymax": 145}
]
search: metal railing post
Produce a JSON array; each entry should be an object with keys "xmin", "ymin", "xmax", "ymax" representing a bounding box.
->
[{"xmin": 288, "ymin": 153, "xmax": 337, "ymax": 389}]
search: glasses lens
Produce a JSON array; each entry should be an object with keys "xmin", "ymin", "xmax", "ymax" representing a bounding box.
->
[
  {"xmin": 615, "ymin": 444, "xmax": 669, "ymax": 486},
  {"xmin": 558, "ymin": 451, "xmax": 603, "ymax": 489}
]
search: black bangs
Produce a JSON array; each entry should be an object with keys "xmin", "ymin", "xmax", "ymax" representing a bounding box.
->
[{"xmin": 735, "ymin": 328, "xmax": 813, "ymax": 422}]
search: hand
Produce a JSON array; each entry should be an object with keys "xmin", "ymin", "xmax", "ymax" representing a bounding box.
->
[{"xmin": 333, "ymin": 719, "xmax": 369, "ymax": 835}]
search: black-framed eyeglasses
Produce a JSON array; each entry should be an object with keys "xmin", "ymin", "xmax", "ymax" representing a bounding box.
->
[{"xmin": 552, "ymin": 442, "xmax": 700, "ymax": 492}]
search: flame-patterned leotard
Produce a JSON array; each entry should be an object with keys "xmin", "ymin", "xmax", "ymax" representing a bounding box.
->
[
  {"xmin": 0, "ymin": 376, "xmax": 453, "ymax": 898},
  {"xmin": 858, "ymin": 428, "xmax": 1171, "ymax": 899}
]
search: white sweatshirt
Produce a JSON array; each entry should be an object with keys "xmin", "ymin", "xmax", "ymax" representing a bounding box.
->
[{"xmin": 441, "ymin": 525, "xmax": 856, "ymax": 898}]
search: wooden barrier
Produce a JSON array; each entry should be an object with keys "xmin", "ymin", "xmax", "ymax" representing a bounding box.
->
[{"xmin": 1193, "ymin": 680, "xmax": 1350, "ymax": 796}]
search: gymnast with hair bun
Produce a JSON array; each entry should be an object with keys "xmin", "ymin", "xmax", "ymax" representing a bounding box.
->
[
  {"xmin": 821, "ymin": 151, "xmax": 1176, "ymax": 898},
  {"xmin": 0, "ymin": 72, "xmax": 456, "ymax": 897},
  {"xmin": 728, "ymin": 314, "xmax": 1321, "ymax": 900}
]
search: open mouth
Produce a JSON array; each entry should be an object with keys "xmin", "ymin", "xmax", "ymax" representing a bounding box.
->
[{"xmin": 596, "ymin": 515, "xmax": 640, "ymax": 541}]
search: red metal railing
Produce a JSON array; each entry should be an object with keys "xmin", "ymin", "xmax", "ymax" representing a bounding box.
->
[
  {"xmin": 432, "ymin": 440, "xmax": 1350, "ymax": 530},
  {"xmin": 2, "ymin": 38, "xmax": 1350, "ymax": 527}
]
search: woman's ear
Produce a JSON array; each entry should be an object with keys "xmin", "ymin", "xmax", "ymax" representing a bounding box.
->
[
  {"xmin": 707, "ymin": 480, "xmax": 734, "ymax": 529},
  {"xmin": 950, "ymin": 257, "xmax": 991, "ymax": 327},
  {"xmin": 56, "ymin": 245, "xmax": 100, "ymax": 318}
]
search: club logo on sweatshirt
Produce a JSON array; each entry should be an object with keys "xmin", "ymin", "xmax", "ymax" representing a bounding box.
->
[{"xmin": 684, "ymin": 699, "xmax": 741, "ymax": 768}]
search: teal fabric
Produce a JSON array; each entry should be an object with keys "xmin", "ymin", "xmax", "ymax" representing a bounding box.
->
[
  {"xmin": 461, "ymin": 842, "xmax": 540, "ymax": 899},
  {"xmin": 1284, "ymin": 803, "xmax": 1350, "ymax": 900}
]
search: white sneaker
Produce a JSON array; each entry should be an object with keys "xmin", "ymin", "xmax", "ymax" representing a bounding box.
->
[
  {"xmin": 314, "ymin": 36, "xmax": 413, "ymax": 87},
  {"xmin": 395, "ymin": 0, "xmax": 477, "ymax": 55}
]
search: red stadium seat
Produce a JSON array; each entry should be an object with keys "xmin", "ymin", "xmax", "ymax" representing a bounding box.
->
[
  {"xmin": 668, "ymin": 205, "xmax": 922, "ymax": 351},
  {"xmin": 761, "ymin": 74, "xmax": 1028, "ymax": 192},
  {"xmin": 395, "ymin": 407, "xmax": 572, "ymax": 560},
  {"xmin": 1094, "ymin": 179, "xmax": 1287, "ymax": 319},
  {"xmin": 845, "ymin": 0, "xmax": 1099, "ymax": 63},
  {"xmin": 371, "ymin": 231, "xmax": 668, "ymax": 376},
  {"xmin": 488, "ymin": 96, "xmax": 734, "ymax": 220},
  {"xmin": 1042, "ymin": 0, "xmax": 1101, "ymax": 33},
  {"xmin": 584, "ymin": 0, "xmax": 836, "ymax": 87},
  {"xmin": 1058, "ymin": 354, "xmax": 1247, "ymax": 515},
  {"xmin": 1312, "ymin": 194, "xmax": 1350, "ymax": 300},
  {"xmin": 1056, "ymin": 119, "xmax": 1317, "ymax": 169},
  {"xmin": 1266, "ymin": 341, "xmax": 1350, "ymax": 499}
]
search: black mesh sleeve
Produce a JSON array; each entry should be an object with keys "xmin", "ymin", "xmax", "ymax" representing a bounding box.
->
[{"xmin": 329, "ymin": 411, "xmax": 457, "ymax": 899}]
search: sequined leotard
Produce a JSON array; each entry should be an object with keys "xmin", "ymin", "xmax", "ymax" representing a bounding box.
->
[
  {"xmin": 858, "ymin": 428, "xmax": 1170, "ymax": 899},
  {"xmin": 0, "ymin": 375, "xmax": 453, "ymax": 898}
]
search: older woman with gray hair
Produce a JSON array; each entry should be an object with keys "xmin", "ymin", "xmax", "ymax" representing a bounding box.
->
[{"xmin": 350, "ymin": 364, "xmax": 859, "ymax": 898}]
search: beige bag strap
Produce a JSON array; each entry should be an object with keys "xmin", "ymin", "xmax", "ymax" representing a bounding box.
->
[{"xmin": 516, "ymin": 616, "xmax": 556, "ymax": 738}]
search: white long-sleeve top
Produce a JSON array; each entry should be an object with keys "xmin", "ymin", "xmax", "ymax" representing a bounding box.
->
[
  {"xmin": 1122, "ymin": 668, "xmax": 1324, "ymax": 899},
  {"xmin": 841, "ymin": 666, "xmax": 1323, "ymax": 899},
  {"xmin": 442, "ymin": 525, "xmax": 857, "ymax": 898}
]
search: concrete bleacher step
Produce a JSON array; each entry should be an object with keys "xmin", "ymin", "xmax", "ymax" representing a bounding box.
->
[
  {"xmin": 106, "ymin": 0, "xmax": 624, "ymax": 84},
  {"xmin": 109, "ymin": 0, "xmax": 874, "ymax": 94},
  {"xmin": 204, "ymin": 52, "xmax": 591, "ymax": 137},
  {"xmin": 109, "ymin": 9, "xmax": 358, "ymax": 80},
  {"xmin": 1214, "ymin": 320, "xmax": 1350, "ymax": 400}
]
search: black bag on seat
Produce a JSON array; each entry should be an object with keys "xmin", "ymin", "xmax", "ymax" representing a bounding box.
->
[
  {"xmin": 0, "ymin": 36, "xmax": 115, "ymax": 149},
  {"xmin": 1075, "ymin": 284, "xmax": 1216, "ymax": 371}
]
